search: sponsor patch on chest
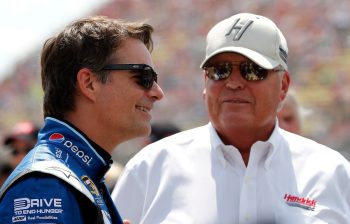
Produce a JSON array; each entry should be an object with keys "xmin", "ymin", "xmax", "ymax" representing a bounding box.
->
[
  {"xmin": 12, "ymin": 197, "xmax": 63, "ymax": 223},
  {"xmin": 284, "ymin": 194, "xmax": 317, "ymax": 211}
]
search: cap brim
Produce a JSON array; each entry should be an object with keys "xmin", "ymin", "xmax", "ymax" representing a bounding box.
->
[{"xmin": 200, "ymin": 47, "xmax": 280, "ymax": 69}]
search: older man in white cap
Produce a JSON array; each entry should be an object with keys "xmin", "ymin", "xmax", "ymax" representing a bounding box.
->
[{"xmin": 112, "ymin": 13, "xmax": 350, "ymax": 223}]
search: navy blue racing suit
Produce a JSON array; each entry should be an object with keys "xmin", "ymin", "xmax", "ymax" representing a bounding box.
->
[{"xmin": 0, "ymin": 117, "xmax": 123, "ymax": 224}]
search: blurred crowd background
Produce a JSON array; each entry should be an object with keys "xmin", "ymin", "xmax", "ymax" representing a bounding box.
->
[{"xmin": 1, "ymin": 0, "xmax": 350, "ymax": 165}]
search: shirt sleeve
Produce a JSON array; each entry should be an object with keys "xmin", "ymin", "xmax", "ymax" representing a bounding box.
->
[
  {"xmin": 111, "ymin": 167, "xmax": 145, "ymax": 224},
  {"xmin": 0, "ymin": 173, "xmax": 97, "ymax": 224}
]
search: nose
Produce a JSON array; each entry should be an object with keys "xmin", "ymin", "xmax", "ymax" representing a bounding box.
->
[
  {"xmin": 147, "ymin": 82, "xmax": 164, "ymax": 101},
  {"xmin": 225, "ymin": 68, "xmax": 244, "ymax": 90}
]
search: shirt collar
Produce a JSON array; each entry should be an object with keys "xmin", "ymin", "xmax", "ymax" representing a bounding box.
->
[
  {"xmin": 208, "ymin": 121, "xmax": 283, "ymax": 169},
  {"xmin": 208, "ymin": 123, "xmax": 242, "ymax": 168},
  {"xmin": 257, "ymin": 122, "xmax": 283, "ymax": 169}
]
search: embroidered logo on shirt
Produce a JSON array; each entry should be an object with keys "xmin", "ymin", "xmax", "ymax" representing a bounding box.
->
[
  {"xmin": 12, "ymin": 197, "xmax": 63, "ymax": 222},
  {"xmin": 49, "ymin": 133, "xmax": 93, "ymax": 166},
  {"xmin": 81, "ymin": 175, "xmax": 105, "ymax": 207},
  {"xmin": 81, "ymin": 175, "xmax": 100, "ymax": 196},
  {"xmin": 284, "ymin": 194, "xmax": 317, "ymax": 211},
  {"xmin": 49, "ymin": 133, "xmax": 65, "ymax": 143}
]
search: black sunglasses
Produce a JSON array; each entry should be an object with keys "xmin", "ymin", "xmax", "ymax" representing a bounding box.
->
[
  {"xmin": 101, "ymin": 64, "xmax": 158, "ymax": 90},
  {"xmin": 203, "ymin": 61, "xmax": 284, "ymax": 81}
]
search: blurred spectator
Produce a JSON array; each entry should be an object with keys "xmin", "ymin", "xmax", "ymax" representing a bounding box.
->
[
  {"xmin": 146, "ymin": 122, "xmax": 181, "ymax": 144},
  {"xmin": 106, "ymin": 123, "xmax": 181, "ymax": 192},
  {"xmin": 0, "ymin": 164, "xmax": 11, "ymax": 188},
  {"xmin": 0, "ymin": 149, "xmax": 11, "ymax": 187},
  {"xmin": 2, "ymin": 121, "xmax": 40, "ymax": 169},
  {"xmin": 277, "ymin": 91, "xmax": 302, "ymax": 135}
]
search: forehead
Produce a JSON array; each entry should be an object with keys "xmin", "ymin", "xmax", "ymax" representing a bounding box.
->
[{"xmin": 112, "ymin": 38, "xmax": 153, "ymax": 65}]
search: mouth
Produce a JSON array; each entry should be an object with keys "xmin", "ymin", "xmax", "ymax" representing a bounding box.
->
[
  {"xmin": 223, "ymin": 98, "xmax": 250, "ymax": 104},
  {"xmin": 136, "ymin": 105, "xmax": 151, "ymax": 113}
]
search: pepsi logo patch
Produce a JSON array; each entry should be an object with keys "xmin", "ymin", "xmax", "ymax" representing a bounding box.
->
[{"xmin": 49, "ymin": 133, "xmax": 65, "ymax": 143}]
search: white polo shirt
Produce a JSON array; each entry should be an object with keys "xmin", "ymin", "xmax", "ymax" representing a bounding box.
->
[{"xmin": 112, "ymin": 123, "xmax": 350, "ymax": 224}]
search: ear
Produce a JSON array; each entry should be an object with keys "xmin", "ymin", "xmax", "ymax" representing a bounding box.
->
[
  {"xmin": 76, "ymin": 68, "xmax": 99, "ymax": 102},
  {"xmin": 202, "ymin": 72, "xmax": 208, "ymax": 100},
  {"xmin": 280, "ymin": 71, "xmax": 290, "ymax": 101}
]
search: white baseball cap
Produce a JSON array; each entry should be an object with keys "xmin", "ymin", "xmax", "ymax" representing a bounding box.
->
[{"xmin": 200, "ymin": 13, "xmax": 288, "ymax": 71}]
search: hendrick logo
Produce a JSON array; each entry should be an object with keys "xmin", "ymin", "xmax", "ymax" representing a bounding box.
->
[
  {"xmin": 225, "ymin": 18, "xmax": 253, "ymax": 41},
  {"xmin": 284, "ymin": 194, "xmax": 317, "ymax": 211},
  {"xmin": 49, "ymin": 133, "xmax": 65, "ymax": 143}
]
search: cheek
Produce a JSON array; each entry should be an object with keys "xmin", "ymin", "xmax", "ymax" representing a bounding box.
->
[
  {"xmin": 98, "ymin": 84, "xmax": 132, "ymax": 117},
  {"xmin": 205, "ymin": 82, "xmax": 217, "ymax": 101},
  {"xmin": 205, "ymin": 80, "xmax": 224, "ymax": 97},
  {"xmin": 204, "ymin": 82, "xmax": 223, "ymax": 114},
  {"xmin": 109, "ymin": 89, "xmax": 138, "ymax": 112},
  {"xmin": 253, "ymin": 87, "xmax": 280, "ymax": 117}
]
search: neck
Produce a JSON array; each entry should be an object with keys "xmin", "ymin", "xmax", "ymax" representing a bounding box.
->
[{"xmin": 63, "ymin": 113, "xmax": 119, "ymax": 154}]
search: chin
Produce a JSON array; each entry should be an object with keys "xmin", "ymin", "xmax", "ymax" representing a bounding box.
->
[
  {"xmin": 123, "ymin": 127, "xmax": 150, "ymax": 143},
  {"xmin": 135, "ymin": 123, "xmax": 152, "ymax": 137}
]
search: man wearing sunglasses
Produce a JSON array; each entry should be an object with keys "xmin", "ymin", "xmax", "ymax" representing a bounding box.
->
[
  {"xmin": 0, "ymin": 16, "xmax": 163, "ymax": 224},
  {"xmin": 112, "ymin": 13, "xmax": 350, "ymax": 223}
]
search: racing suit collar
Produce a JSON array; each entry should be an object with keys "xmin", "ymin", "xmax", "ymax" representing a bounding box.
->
[
  {"xmin": 39, "ymin": 117, "xmax": 113, "ymax": 182},
  {"xmin": 60, "ymin": 118, "xmax": 112, "ymax": 163}
]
